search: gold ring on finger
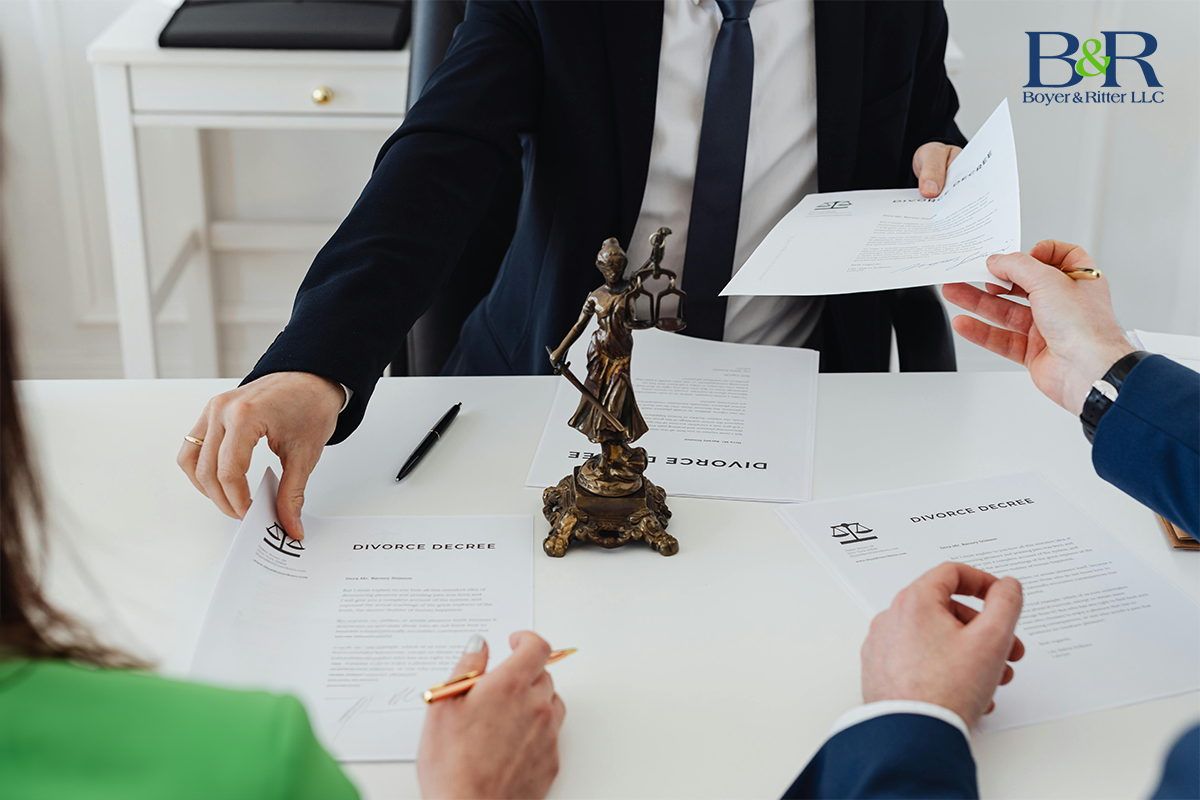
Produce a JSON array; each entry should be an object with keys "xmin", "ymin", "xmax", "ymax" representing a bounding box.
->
[{"xmin": 184, "ymin": 435, "xmax": 204, "ymax": 446}]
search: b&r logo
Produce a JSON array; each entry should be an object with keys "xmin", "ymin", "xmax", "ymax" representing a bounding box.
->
[{"xmin": 1023, "ymin": 31, "xmax": 1164, "ymax": 106}]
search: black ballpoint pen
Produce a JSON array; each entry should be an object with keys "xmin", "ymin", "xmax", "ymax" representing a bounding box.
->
[{"xmin": 396, "ymin": 403, "xmax": 462, "ymax": 481}]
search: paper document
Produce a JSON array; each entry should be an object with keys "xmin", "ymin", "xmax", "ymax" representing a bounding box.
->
[
  {"xmin": 1130, "ymin": 329, "xmax": 1200, "ymax": 373},
  {"xmin": 779, "ymin": 472, "xmax": 1200, "ymax": 732},
  {"xmin": 526, "ymin": 327, "xmax": 819, "ymax": 503},
  {"xmin": 191, "ymin": 470, "xmax": 534, "ymax": 761},
  {"xmin": 721, "ymin": 99, "xmax": 1019, "ymax": 297}
]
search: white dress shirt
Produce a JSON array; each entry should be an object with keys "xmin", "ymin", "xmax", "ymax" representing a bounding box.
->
[{"xmin": 628, "ymin": 0, "xmax": 824, "ymax": 347}]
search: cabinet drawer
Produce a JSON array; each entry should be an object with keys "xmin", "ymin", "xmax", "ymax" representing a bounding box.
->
[{"xmin": 129, "ymin": 65, "xmax": 406, "ymax": 115}]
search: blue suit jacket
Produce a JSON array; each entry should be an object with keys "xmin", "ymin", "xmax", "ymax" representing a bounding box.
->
[
  {"xmin": 1092, "ymin": 355, "xmax": 1200, "ymax": 538},
  {"xmin": 244, "ymin": 0, "xmax": 966, "ymax": 444},
  {"xmin": 784, "ymin": 716, "xmax": 1199, "ymax": 799},
  {"xmin": 786, "ymin": 355, "xmax": 1200, "ymax": 798}
]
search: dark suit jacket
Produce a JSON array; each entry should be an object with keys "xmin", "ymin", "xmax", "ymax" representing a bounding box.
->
[
  {"xmin": 785, "ymin": 356, "xmax": 1200, "ymax": 799},
  {"xmin": 246, "ymin": 0, "xmax": 966, "ymax": 443},
  {"xmin": 784, "ymin": 714, "xmax": 978, "ymax": 799},
  {"xmin": 1093, "ymin": 355, "xmax": 1200, "ymax": 538},
  {"xmin": 784, "ymin": 715, "xmax": 1199, "ymax": 799}
]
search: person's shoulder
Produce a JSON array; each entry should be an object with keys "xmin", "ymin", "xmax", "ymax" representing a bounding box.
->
[
  {"xmin": 0, "ymin": 659, "xmax": 352, "ymax": 800},
  {"xmin": 20, "ymin": 657, "xmax": 298, "ymax": 721}
]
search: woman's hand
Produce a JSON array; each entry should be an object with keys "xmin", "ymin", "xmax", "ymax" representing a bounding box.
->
[
  {"xmin": 417, "ymin": 632, "xmax": 566, "ymax": 799},
  {"xmin": 176, "ymin": 371, "xmax": 344, "ymax": 539}
]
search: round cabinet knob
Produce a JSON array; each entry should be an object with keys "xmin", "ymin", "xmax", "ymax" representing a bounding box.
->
[{"xmin": 311, "ymin": 86, "xmax": 334, "ymax": 105}]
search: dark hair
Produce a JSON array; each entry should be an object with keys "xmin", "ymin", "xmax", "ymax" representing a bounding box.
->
[{"xmin": 0, "ymin": 129, "xmax": 142, "ymax": 667}]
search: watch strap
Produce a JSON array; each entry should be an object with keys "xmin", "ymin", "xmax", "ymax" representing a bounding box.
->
[{"xmin": 1081, "ymin": 350, "xmax": 1152, "ymax": 443}]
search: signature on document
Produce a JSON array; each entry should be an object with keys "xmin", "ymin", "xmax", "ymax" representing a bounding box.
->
[{"xmin": 329, "ymin": 687, "xmax": 424, "ymax": 741}]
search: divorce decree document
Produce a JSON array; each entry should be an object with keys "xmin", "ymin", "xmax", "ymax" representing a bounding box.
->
[
  {"xmin": 779, "ymin": 472, "xmax": 1200, "ymax": 732},
  {"xmin": 525, "ymin": 326, "xmax": 819, "ymax": 503},
  {"xmin": 191, "ymin": 470, "xmax": 534, "ymax": 761},
  {"xmin": 721, "ymin": 99, "xmax": 1019, "ymax": 297}
]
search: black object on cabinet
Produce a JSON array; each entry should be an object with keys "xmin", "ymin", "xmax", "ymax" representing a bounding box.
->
[{"xmin": 159, "ymin": 0, "xmax": 412, "ymax": 50}]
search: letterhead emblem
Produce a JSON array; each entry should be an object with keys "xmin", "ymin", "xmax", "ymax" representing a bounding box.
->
[
  {"xmin": 831, "ymin": 522, "xmax": 877, "ymax": 545},
  {"xmin": 264, "ymin": 522, "xmax": 305, "ymax": 557},
  {"xmin": 814, "ymin": 200, "xmax": 852, "ymax": 211}
]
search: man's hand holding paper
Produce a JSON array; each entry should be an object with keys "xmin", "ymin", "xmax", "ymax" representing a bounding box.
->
[
  {"xmin": 862, "ymin": 562, "xmax": 1025, "ymax": 729},
  {"xmin": 912, "ymin": 141, "xmax": 964, "ymax": 199},
  {"xmin": 944, "ymin": 240, "xmax": 1136, "ymax": 415},
  {"xmin": 721, "ymin": 99, "xmax": 1019, "ymax": 297}
]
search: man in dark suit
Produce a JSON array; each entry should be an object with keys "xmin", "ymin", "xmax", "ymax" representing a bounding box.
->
[
  {"xmin": 179, "ymin": 0, "xmax": 970, "ymax": 535},
  {"xmin": 786, "ymin": 241, "xmax": 1199, "ymax": 799}
]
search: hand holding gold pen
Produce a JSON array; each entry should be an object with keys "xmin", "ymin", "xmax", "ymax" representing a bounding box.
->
[{"xmin": 425, "ymin": 648, "xmax": 577, "ymax": 703}]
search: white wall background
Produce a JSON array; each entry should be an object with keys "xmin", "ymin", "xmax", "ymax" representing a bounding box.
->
[
  {"xmin": 943, "ymin": 0, "xmax": 1200, "ymax": 369},
  {"xmin": 2, "ymin": 0, "xmax": 1197, "ymax": 379}
]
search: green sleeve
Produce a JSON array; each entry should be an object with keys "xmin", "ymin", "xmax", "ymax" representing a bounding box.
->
[{"xmin": 275, "ymin": 696, "xmax": 360, "ymax": 800}]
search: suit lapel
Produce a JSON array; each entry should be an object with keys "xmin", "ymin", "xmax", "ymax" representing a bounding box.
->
[
  {"xmin": 813, "ymin": 0, "xmax": 864, "ymax": 192},
  {"xmin": 601, "ymin": 0, "xmax": 664, "ymax": 245}
]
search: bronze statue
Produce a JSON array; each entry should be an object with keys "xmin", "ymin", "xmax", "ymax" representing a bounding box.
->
[{"xmin": 542, "ymin": 227, "xmax": 684, "ymax": 557}]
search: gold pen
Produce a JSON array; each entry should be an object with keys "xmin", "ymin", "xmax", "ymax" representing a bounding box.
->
[{"xmin": 423, "ymin": 648, "xmax": 577, "ymax": 704}]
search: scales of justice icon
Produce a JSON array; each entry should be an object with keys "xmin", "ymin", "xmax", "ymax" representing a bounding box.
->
[
  {"xmin": 830, "ymin": 522, "xmax": 877, "ymax": 544},
  {"xmin": 263, "ymin": 522, "xmax": 305, "ymax": 556},
  {"xmin": 541, "ymin": 227, "xmax": 685, "ymax": 558}
]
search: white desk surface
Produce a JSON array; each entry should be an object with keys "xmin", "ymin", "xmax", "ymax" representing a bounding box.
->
[{"xmin": 18, "ymin": 373, "xmax": 1199, "ymax": 799}]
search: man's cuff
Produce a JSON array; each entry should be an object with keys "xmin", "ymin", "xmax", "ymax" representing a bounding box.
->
[
  {"xmin": 339, "ymin": 384, "xmax": 353, "ymax": 414},
  {"xmin": 829, "ymin": 700, "xmax": 970, "ymax": 740}
]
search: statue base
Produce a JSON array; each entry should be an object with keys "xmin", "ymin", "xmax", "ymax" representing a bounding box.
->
[{"xmin": 542, "ymin": 467, "xmax": 677, "ymax": 557}]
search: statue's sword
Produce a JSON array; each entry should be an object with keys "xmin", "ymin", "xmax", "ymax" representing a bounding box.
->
[{"xmin": 546, "ymin": 346, "xmax": 629, "ymax": 437}]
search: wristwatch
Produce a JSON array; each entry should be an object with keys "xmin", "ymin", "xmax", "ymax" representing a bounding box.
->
[{"xmin": 1080, "ymin": 351, "xmax": 1152, "ymax": 443}]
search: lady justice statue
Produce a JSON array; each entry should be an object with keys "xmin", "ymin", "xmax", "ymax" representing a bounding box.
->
[{"xmin": 542, "ymin": 227, "xmax": 684, "ymax": 557}]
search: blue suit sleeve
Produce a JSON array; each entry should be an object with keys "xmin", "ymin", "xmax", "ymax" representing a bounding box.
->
[
  {"xmin": 1152, "ymin": 725, "xmax": 1200, "ymax": 800},
  {"xmin": 783, "ymin": 714, "xmax": 978, "ymax": 799},
  {"xmin": 1092, "ymin": 355, "xmax": 1200, "ymax": 538},
  {"xmin": 243, "ymin": 1, "xmax": 542, "ymax": 444}
]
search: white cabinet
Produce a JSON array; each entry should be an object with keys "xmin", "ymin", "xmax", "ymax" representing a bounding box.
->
[
  {"xmin": 129, "ymin": 65, "xmax": 407, "ymax": 115},
  {"xmin": 89, "ymin": 1, "xmax": 408, "ymax": 378}
]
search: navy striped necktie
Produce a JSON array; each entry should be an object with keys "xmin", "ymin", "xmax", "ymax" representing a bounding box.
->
[{"xmin": 681, "ymin": 0, "xmax": 755, "ymax": 341}]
